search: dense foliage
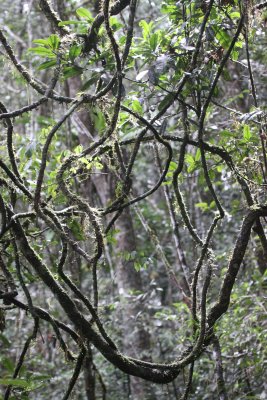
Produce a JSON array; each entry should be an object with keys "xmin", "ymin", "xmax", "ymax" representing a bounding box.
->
[{"xmin": 0, "ymin": 0, "xmax": 266, "ymax": 399}]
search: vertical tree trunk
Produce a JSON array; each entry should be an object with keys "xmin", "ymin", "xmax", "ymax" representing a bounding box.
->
[
  {"xmin": 66, "ymin": 75, "xmax": 153, "ymax": 399},
  {"xmin": 83, "ymin": 345, "xmax": 96, "ymax": 400},
  {"xmin": 115, "ymin": 210, "xmax": 153, "ymax": 399}
]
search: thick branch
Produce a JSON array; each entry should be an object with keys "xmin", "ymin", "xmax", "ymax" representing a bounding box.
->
[
  {"xmin": 208, "ymin": 205, "xmax": 267, "ymax": 327},
  {"xmin": 11, "ymin": 218, "xmax": 179, "ymax": 383},
  {"xmin": 39, "ymin": 0, "xmax": 70, "ymax": 36}
]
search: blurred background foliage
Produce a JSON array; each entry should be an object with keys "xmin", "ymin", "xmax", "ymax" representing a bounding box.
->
[{"xmin": 0, "ymin": 0, "xmax": 267, "ymax": 399}]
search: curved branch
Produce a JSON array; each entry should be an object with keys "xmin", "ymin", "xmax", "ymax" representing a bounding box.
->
[
  {"xmin": 208, "ymin": 205, "xmax": 267, "ymax": 327},
  {"xmin": 83, "ymin": 0, "xmax": 131, "ymax": 53}
]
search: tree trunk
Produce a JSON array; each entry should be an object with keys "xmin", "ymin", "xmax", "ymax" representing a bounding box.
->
[
  {"xmin": 83, "ymin": 345, "xmax": 96, "ymax": 400},
  {"xmin": 115, "ymin": 210, "xmax": 153, "ymax": 399},
  {"xmin": 66, "ymin": 75, "xmax": 153, "ymax": 399}
]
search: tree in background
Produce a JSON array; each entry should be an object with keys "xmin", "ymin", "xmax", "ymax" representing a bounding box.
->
[{"xmin": 0, "ymin": 0, "xmax": 266, "ymax": 399}]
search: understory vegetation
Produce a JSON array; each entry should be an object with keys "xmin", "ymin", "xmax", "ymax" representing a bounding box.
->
[{"xmin": 0, "ymin": 0, "xmax": 267, "ymax": 399}]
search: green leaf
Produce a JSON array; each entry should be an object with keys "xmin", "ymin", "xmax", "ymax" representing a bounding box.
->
[
  {"xmin": 243, "ymin": 124, "xmax": 251, "ymax": 141},
  {"xmin": 37, "ymin": 60, "xmax": 57, "ymax": 70},
  {"xmin": 33, "ymin": 38, "xmax": 50, "ymax": 46},
  {"xmin": 150, "ymin": 33, "xmax": 159, "ymax": 51},
  {"xmin": 210, "ymin": 200, "xmax": 216, "ymax": 209},
  {"xmin": 47, "ymin": 34, "xmax": 60, "ymax": 50},
  {"xmin": 1, "ymin": 357, "xmax": 14, "ymax": 372},
  {"xmin": 29, "ymin": 35, "xmax": 59, "ymax": 57},
  {"xmin": 134, "ymin": 261, "xmax": 141, "ymax": 272},
  {"xmin": 215, "ymin": 29, "xmax": 231, "ymax": 49},
  {"xmin": 195, "ymin": 202, "xmax": 209, "ymax": 211},
  {"xmin": 132, "ymin": 99, "xmax": 143, "ymax": 114},
  {"xmin": 93, "ymin": 160, "xmax": 103, "ymax": 170},
  {"xmin": 169, "ymin": 161, "xmax": 177, "ymax": 171},
  {"xmin": 195, "ymin": 148, "xmax": 201, "ymax": 162},
  {"xmin": 209, "ymin": 170, "xmax": 215, "ymax": 180},
  {"xmin": 185, "ymin": 154, "xmax": 196, "ymax": 173},
  {"xmin": 0, "ymin": 378, "xmax": 31, "ymax": 389},
  {"xmin": 69, "ymin": 219, "xmax": 85, "ymax": 241},
  {"xmin": 110, "ymin": 16, "xmax": 123, "ymax": 31},
  {"xmin": 74, "ymin": 145, "xmax": 83, "ymax": 154},
  {"xmin": 28, "ymin": 47, "xmax": 55, "ymax": 57},
  {"xmin": 231, "ymin": 50, "xmax": 239, "ymax": 61},
  {"xmin": 216, "ymin": 164, "xmax": 224, "ymax": 173},
  {"xmin": 69, "ymin": 44, "xmax": 81, "ymax": 60},
  {"xmin": 230, "ymin": 11, "xmax": 241, "ymax": 19},
  {"xmin": 139, "ymin": 20, "xmax": 153, "ymax": 40},
  {"xmin": 185, "ymin": 154, "xmax": 195, "ymax": 165},
  {"xmin": 76, "ymin": 7, "xmax": 93, "ymax": 21}
]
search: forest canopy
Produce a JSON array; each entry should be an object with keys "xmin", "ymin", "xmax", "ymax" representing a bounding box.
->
[{"xmin": 0, "ymin": 0, "xmax": 267, "ymax": 399}]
